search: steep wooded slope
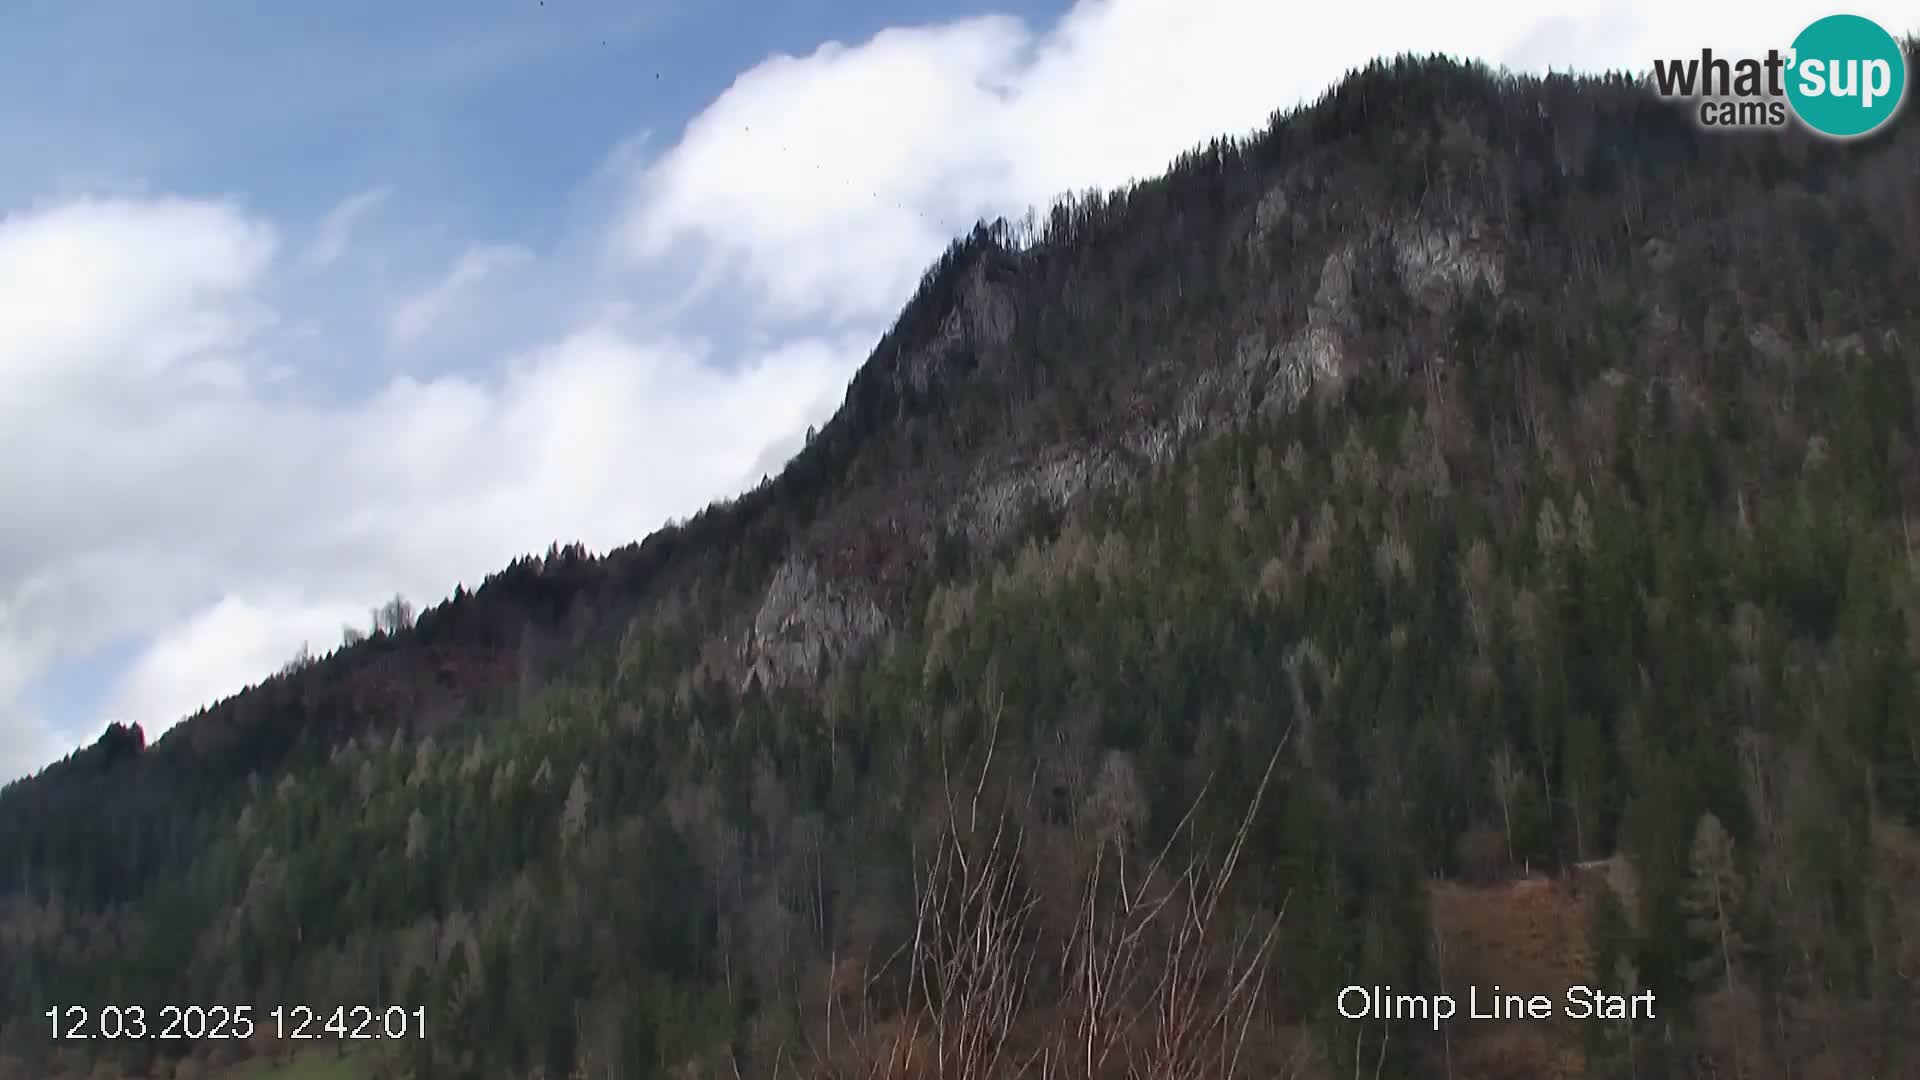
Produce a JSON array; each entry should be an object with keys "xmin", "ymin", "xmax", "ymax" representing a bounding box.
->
[{"xmin": 5, "ymin": 50, "xmax": 1920, "ymax": 1079}]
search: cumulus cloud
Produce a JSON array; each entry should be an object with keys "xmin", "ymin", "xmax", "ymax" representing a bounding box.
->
[
  {"xmin": 619, "ymin": 0, "xmax": 1917, "ymax": 325},
  {"xmin": 9, "ymin": 0, "xmax": 1918, "ymax": 783},
  {"xmin": 104, "ymin": 595, "xmax": 366, "ymax": 736},
  {"xmin": 0, "ymin": 195, "xmax": 856, "ymax": 781},
  {"xmin": 617, "ymin": 0, "xmax": 1520, "ymax": 323},
  {"xmin": 306, "ymin": 186, "xmax": 392, "ymax": 267},
  {"xmin": 621, "ymin": 17, "xmax": 1033, "ymax": 324},
  {"xmin": 0, "ymin": 197, "xmax": 275, "ymax": 398}
]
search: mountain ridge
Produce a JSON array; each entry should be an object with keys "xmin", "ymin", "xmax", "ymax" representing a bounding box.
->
[
  {"xmin": 10, "ymin": 53, "xmax": 1896, "ymax": 795},
  {"xmin": 6, "ymin": 47, "xmax": 1920, "ymax": 1079}
]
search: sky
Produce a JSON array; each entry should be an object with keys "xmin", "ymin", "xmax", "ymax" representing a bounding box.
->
[{"xmin": 2, "ymin": 0, "xmax": 1914, "ymax": 784}]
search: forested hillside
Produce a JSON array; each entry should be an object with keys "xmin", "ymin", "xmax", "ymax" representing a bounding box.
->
[{"xmin": 4, "ymin": 49, "xmax": 1920, "ymax": 1079}]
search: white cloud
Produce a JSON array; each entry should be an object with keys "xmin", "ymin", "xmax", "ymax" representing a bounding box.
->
[
  {"xmin": 0, "ymin": 718, "xmax": 74, "ymax": 791},
  {"xmin": 306, "ymin": 186, "xmax": 392, "ymax": 267},
  {"xmin": 0, "ymin": 630, "xmax": 75, "ymax": 787},
  {"xmin": 620, "ymin": 0, "xmax": 1917, "ymax": 325},
  {"xmin": 739, "ymin": 376, "xmax": 851, "ymax": 488},
  {"xmin": 621, "ymin": 17, "xmax": 1032, "ymax": 324},
  {"xmin": 0, "ymin": 194, "xmax": 858, "ymax": 781},
  {"xmin": 9, "ymin": 0, "xmax": 1918, "ymax": 783},
  {"xmin": 389, "ymin": 243, "xmax": 534, "ymax": 344},
  {"xmin": 0, "ymin": 197, "xmax": 274, "ymax": 398},
  {"xmin": 103, "ymin": 595, "xmax": 366, "ymax": 735}
]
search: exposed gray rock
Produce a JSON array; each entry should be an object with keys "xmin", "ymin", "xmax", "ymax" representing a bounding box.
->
[
  {"xmin": 950, "ymin": 445, "xmax": 1133, "ymax": 551},
  {"xmin": 959, "ymin": 259, "xmax": 1016, "ymax": 348},
  {"xmin": 760, "ymin": 217, "xmax": 1505, "ymax": 684},
  {"xmin": 1747, "ymin": 324, "xmax": 1795, "ymax": 364},
  {"xmin": 1173, "ymin": 243, "xmax": 1361, "ymax": 434},
  {"xmin": 1254, "ymin": 186, "xmax": 1291, "ymax": 236},
  {"xmin": 1821, "ymin": 328, "xmax": 1902, "ymax": 359},
  {"xmin": 1313, "ymin": 243, "xmax": 1359, "ymax": 318},
  {"xmin": 1187, "ymin": 219, "xmax": 1504, "ymax": 432},
  {"xmin": 1261, "ymin": 245, "xmax": 1356, "ymax": 417},
  {"xmin": 900, "ymin": 310, "xmax": 965, "ymax": 395},
  {"xmin": 1125, "ymin": 423, "xmax": 1175, "ymax": 466},
  {"xmin": 743, "ymin": 558, "xmax": 888, "ymax": 690},
  {"xmin": 1391, "ymin": 222, "xmax": 1504, "ymax": 314},
  {"xmin": 898, "ymin": 257, "xmax": 1017, "ymax": 395},
  {"xmin": 1266, "ymin": 324, "xmax": 1345, "ymax": 414},
  {"xmin": 1213, "ymin": 220, "xmax": 1502, "ymax": 426},
  {"xmin": 1176, "ymin": 368, "xmax": 1227, "ymax": 440}
]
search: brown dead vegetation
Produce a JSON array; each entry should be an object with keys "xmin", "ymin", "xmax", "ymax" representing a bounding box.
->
[{"xmin": 796, "ymin": 714, "xmax": 1299, "ymax": 1080}]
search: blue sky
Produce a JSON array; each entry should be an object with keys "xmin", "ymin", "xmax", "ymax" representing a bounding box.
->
[
  {"xmin": 1, "ymin": 1, "xmax": 1052, "ymax": 212},
  {"xmin": 3, "ymin": 0, "xmax": 1913, "ymax": 783}
]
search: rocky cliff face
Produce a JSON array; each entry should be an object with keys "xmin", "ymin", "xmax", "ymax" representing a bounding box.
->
[
  {"xmin": 949, "ymin": 443, "xmax": 1137, "ymax": 551},
  {"xmin": 742, "ymin": 557, "xmax": 888, "ymax": 690},
  {"xmin": 741, "ymin": 248, "xmax": 1027, "ymax": 688},
  {"xmin": 1181, "ymin": 214, "xmax": 1504, "ymax": 440},
  {"xmin": 736, "ymin": 209, "xmax": 1507, "ymax": 692},
  {"xmin": 896, "ymin": 255, "xmax": 1019, "ymax": 396},
  {"xmin": 1392, "ymin": 220, "xmax": 1504, "ymax": 314}
]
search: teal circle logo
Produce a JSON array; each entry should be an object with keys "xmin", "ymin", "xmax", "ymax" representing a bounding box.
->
[{"xmin": 1785, "ymin": 14, "xmax": 1907, "ymax": 138}]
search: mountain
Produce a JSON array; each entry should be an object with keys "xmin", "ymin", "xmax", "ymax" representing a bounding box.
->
[{"xmin": 5, "ymin": 49, "xmax": 1920, "ymax": 1079}]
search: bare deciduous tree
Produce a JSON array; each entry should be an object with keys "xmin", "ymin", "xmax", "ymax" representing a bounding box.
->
[
  {"xmin": 1490, "ymin": 747, "xmax": 1522, "ymax": 869},
  {"xmin": 372, "ymin": 593, "xmax": 416, "ymax": 636},
  {"xmin": 801, "ymin": 714, "xmax": 1295, "ymax": 1080},
  {"xmin": 1686, "ymin": 812, "xmax": 1746, "ymax": 994}
]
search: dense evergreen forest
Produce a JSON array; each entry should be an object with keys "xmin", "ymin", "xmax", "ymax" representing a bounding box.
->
[{"xmin": 4, "ymin": 48, "xmax": 1920, "ymax": 1079}]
